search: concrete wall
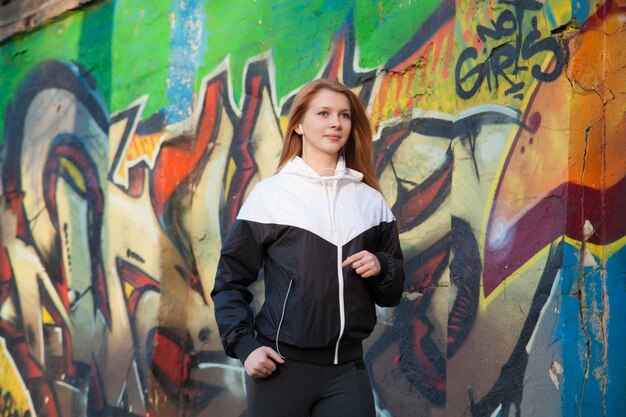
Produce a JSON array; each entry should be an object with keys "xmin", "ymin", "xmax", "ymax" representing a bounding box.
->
[{"xmin": 0, "ymin": 1, "xmax": 624, "ymax": 416}]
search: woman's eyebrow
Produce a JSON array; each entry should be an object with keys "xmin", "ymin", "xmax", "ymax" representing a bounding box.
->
[{"xmin": 312, "ymin": 106, "xmax": 351, "ymax": 112}]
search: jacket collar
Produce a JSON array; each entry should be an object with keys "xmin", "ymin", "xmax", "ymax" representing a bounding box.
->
[{"xmin": 280, "ymin": 156, "xmax": 364, "ymax": 183}]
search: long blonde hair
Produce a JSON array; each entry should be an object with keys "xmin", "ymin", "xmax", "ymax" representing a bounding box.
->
[{"xmin": 276, "ymin": 79, "xmax": 381, "ymax": 192}]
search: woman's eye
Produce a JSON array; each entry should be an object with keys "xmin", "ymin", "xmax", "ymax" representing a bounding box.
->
[
  {"xmin": 318, "ymin": 111, "xmax": 328, "ymax": 116},
  {"xmin": 341, "ymin": 113, "xmax": 351, "ymax": 119}
]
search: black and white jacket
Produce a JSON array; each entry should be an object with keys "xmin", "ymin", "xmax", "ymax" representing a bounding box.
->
[{"xmin": 212, "ymin": 156, "xmax": 404, "ymax": 365}]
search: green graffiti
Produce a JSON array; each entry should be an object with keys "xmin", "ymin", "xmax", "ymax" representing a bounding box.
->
[
  {"xmin": 0, "ymin": 0, "xmax": 170, "ymax": 142},
  {"xmin": 0, "ymin": 0, "xmax": 445, "ymax": 144},
  {"xmin": 200, "ymin": 0, "xmax": 444, "ymax": 105},
  {"xmin": 108, "ymin": 0, "xmax": 170, "ymax": 117}
]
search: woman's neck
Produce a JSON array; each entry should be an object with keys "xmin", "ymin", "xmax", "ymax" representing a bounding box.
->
[{"xmin": 302, "ymin": 152, "xmax": 339, "ymax": 176}]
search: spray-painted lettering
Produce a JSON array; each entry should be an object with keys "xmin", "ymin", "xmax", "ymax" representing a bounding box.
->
[{"xmin": 455, "ymin": 0, "xmax": 565, "ymax": 100}]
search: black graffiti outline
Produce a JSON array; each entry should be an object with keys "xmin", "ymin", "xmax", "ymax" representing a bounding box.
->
[
  {"xmin": 455, "ymin": 0, "xmax": 565, "ymax": 100},
  {"xmin": 0, "ymin": 388, "xmax": 32, "ymax": 417}
]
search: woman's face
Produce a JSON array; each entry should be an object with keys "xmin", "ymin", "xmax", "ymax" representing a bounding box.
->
[{"xmin": 296, "ymin": 89, "xmax": 352, "ymax": 163}]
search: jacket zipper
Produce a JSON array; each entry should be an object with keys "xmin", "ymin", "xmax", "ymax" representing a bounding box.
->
[
  {"xmin": 275, "ymin": 279, "xmax": 293, "ymax": 358},
  {"xmin": 332, "ymin": 179, "xmax": 345, "ymax": 365},
  {"xmin": 334, "ymin": 242, "xmax": 345, "ymax": 364}
]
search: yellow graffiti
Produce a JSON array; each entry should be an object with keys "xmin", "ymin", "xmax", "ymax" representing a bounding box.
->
[
  {"xmin": 225, "ymin": 157, "xmax": 237, "ymax": 200},
  {"xmin": 565, "ymin": 235, "xmax": 626, "ymax": 261},
  {"xmin": 124, "ymin": 281, "xmax": 135, "ymax": 299},
  {"xmin": 0, "ymin": 338, "xmax": 36, "ymax": 417},
  {"xmin": 127, "ymin": 132, "xmax": 163, "ymax": 167},
  {"xmin": 369, "ymin": 20, "xmax": 456, "ymax": 127},
  {"xmin": 41, "ymin": 306, "xmax": 54, "ymax": 325},
  {"xmin": 60, "ymin": 158, "xmax": 87, "ymax": 193}
]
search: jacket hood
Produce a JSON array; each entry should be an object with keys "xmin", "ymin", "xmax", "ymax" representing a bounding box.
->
[{"xmin": 280, "ymin": 156, "xmax": 364, "ymax": 183}]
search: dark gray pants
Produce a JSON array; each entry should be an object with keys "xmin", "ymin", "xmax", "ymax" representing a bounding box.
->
[{"xmin": 246, "ymin": 358, "xmax": 376, "ymax": 417}]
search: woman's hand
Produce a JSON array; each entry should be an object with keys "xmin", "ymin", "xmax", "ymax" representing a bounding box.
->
[
  {"xmin": 342, "ymin": 250, "xmax": 381, "ymax": 278},
  {"xmin": 244, "ymin": 346, "xmax": 285, "ymax": 378}
]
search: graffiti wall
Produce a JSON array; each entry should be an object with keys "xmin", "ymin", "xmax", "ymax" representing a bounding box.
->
[{"xmin": 0, "ymin": 0, "xmax": 624, "ymax": 416}]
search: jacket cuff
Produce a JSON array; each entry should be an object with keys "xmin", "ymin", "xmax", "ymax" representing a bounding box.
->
[
  {"xmin": 233, "ymin": 334, "xmax": 263, "ymax": 364},
  {"xmin": 369, "ymin": 252, "xmax": 390, "ymax": 284}
]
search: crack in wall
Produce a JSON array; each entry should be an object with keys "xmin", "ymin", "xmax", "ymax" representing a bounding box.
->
[
  {"xmin": 551, "ymin": 18, "xmax": 582, "ymax": 73},
  {"xmin": 573, "ymin": 16, "xmax": 611, "ymax": 409},
  {"xmin": 377, "ymin": 57, "xmax": 432, "ymax": 101},
  {"xmin": 576, "ymin": 124, "xmax": 591, "ymax": 417},
  {"xmin": 590, "ymin": 22, "xmax": 611, "ymax": 413},
  {"xmin": 599, "ymin": 20, "xmax": 609, "ymax": 414}
]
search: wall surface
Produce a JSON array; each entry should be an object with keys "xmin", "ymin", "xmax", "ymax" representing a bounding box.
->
[
  {"xmin": 0, "ymin": 0, "xmax": 95, "ymax": 42},
  {"xmin": 0, "ymin": 1, "xmax": 624, "ymax": 416}
]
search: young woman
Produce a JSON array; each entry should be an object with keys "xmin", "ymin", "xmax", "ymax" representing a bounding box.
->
[{"xmin": 211, "ymin": 79, "xmax": 404, "ymax": 417}]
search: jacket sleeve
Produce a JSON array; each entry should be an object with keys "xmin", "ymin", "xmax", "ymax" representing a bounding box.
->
[
  {"xmin": 368, "ymin": 220, "xmax": 405, "ymax": 307},
  {"xmin": 211, "ymin": 219, "xmax": 271, "ymax": 362}
]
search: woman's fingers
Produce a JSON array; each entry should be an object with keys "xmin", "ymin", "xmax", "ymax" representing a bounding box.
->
[
  {"xmin": 342, "ymin": 251, "xmax": 380, "ymax": 277},
  {"xmin": 266, "ymin": 348, "xmax": 285, "ymax": 364},
  {"xmin": 244, "ymin": 346, "xmax": 284, "ymax": 378}
]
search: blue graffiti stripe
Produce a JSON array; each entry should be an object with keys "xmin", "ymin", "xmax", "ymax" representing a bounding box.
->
[
  {"xmin": 572, "ymin": 0, "xmax": 591, "ymax": 22},
  {"xmin": 605, "ymin": 244, "xmax": 626, "ymax": 414},
  {"xmin": 559, "ymin": 243, "xmax": 624, "ymax": 417},
  {"xmin": 165, "ymin": 0, "xmax": 207, "ymax": 123},
  {"xmin": 544, "ymin": 3, "xmax": 557, "ymax": 29}
]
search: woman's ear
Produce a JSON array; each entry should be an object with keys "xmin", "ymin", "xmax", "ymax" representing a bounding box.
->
[{"xmin": 295, "ymin": 124, "xmax": 303, "ymax": 135}]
